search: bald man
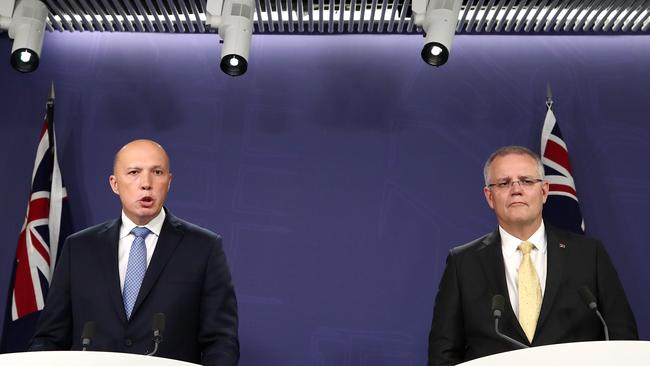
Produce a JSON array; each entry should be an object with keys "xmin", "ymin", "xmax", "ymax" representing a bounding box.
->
[{"xmin": 30, "ymin": 140, "xmax": 239, "ymax": 366}]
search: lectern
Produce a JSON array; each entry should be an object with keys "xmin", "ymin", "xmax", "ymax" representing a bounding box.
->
[
  {"xmin": 0, "ymin": 350, "xmax": 200, "ymax": 366},
  {"xmin": 459, "ymin": 341, "xmax": 650, "ymax": 366}
]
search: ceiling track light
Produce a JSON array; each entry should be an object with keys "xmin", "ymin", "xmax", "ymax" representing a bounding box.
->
[
  {"xmin": 0, "ymin": 0, "xmax": 48, "ymax": 73},
  {"xmin": 412, "ymin": 0, "xmax": 462, "ymax": 67},
  {"xmin": 206, "ymin": 0, "xmax": 255, "ymax": 77}
]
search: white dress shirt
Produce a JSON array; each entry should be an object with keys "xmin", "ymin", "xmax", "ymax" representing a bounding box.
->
[
  {"xmin": 500, "ymin": 222, "xmax": 548, "ymax": 319},
  {"xmin": 118, "ymin": 209, "xmax": 166, "ymax": 291}
]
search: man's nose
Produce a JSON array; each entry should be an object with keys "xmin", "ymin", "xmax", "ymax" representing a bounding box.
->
[
  {"xmin": 510, "ymin": 181, "xmax": 524, "ymax": 193},
  {"xmin": 140, "ymin": 174, "xmax": 152, "ymax": 190}
]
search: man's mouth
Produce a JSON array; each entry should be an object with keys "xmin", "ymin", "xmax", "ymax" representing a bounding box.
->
[{"xmin": 139, "ymin": 196, "xmax": 154, "ymax": 206}]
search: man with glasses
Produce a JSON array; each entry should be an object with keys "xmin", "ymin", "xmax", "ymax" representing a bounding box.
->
[{"xmin": 427, "ymin": 145, "xmax": 638, "ymax": 366}]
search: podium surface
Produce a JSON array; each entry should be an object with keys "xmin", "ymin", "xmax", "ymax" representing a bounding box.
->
[
  {"xmin": 0, "ymin": 350, "xmax": 200, "ymax": 366},
  {"xmin": 460, "ymin": 341, "xmax": 650, "ymax": 366}
]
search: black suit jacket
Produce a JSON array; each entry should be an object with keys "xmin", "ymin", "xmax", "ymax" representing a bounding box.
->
[
  {"xmin": 427, "ymin": 225, "xmax": 638, "ymax": 365},
  {"xmin": 30, "ymin": 210, "xmax": 239, "ymax": 366}
]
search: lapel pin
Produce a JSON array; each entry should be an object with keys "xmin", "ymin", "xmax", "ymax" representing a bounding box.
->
[{"xmin": 559, "ymin": 243, "xmax": 566, "ymax": 249}]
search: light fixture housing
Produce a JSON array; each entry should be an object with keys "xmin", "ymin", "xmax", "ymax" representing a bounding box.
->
[
  {"xmin": 412, "ymin": 0, "xmax": 461, "ymax": 67},
  {"xmin": 0, "ymin": 0, "xmax": 48, "ymax": 73},
  {"xmin": 206, "ymin": 0, "xmax": 255, "ymax": 77}
]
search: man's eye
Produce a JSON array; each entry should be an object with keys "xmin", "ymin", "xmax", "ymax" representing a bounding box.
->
[
  {"xmin": 154, "ymin": 170, "xmax": 163, "ymax": 175},
  {"xmin": 128, "ymin": 171, "xmax": 138, "ymax": 175},
  {"xmin": 497, "ymin": 182, "xmax": 509, "ymax": 188},
  {"xmin": 521, "ymin": 178, "xmax": 534, "ymax": 185}
]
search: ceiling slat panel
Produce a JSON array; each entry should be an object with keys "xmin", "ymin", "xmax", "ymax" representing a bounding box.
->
[
  {"xmin": 54, "ymin": 0, "xmax": 85, "ymax": 31},
  {"xmin": 75, "ymin": 0, "xmax": 102, "ymax": 31},
  {"xmin": 327, "ymin": 0, "xmax": 334, "ymax": 32},
  {"xmin": 368, "ymin": 0, "xmax": 378, "ymax": 32},
  {"xmin": 288, "ymin": 0, "xmax": 295, "ymax": 32},
  {"xmin": 45, "ymin": 3, "xmax": 67, "ymax": 31},
  {"xmin": 550, "ymin": 0, "xmax": 573, "ymax": 31},
  {"xmin": 396, "ymin": 0, "xmax": 408, "ymax": 32},
  {"xmin": 377, "ymin": 0, "xmax": 388, "ymax": 32},
  {"xmin": 536, "ymin": 0, "xmax": 560, "ymax": 32},
  {"xmin": 39, "ymin": 0, "xmax": 650, "ymax": 34},
  {"xmin": 189, "ymin": 0, "xmax": 205, "ymax": 32},
  {"xmin": 476, "ymin": 0, "xmax": 496, "ymax": 32},
  {"xmin": 307, "ymin": 0, "xmax": 314, "ymax": 32},
  {"xmin": 485, "ymin": 0, "xmax": 504, "ymax": 32},
  {"xmin": 348, "ymin": 0, "xmax": 357, "ymax": 31},
  {"xmin": 178, "ymin": 0, "xmax": 196, "ymax": 32},
  {"xmin": 296, "ymin": 0, "xmax": 304, "ymax": 32},
  {"xmin": 88, "ymin": 0, "xmax": 114, "ymax": 32},
  {"xmin": 121, "ymin": 0, "xmax": 145, "ymax": 32},
  {"xmin": 155, "ymin": 0, "xmax": 175, "ymax": 32},
  {"xmin": 621, "ymin": 0, "xmax": 647, "ymax": 32},
  {"xmin": 358, "ymin": 0, "xmax": 368, "ymax": 32},
  {"xmin": 338, "ymin": 0, "xmax": 345, "ymax": 32},
  {"xmin": 134, "ymin": 0, "xmax": 155, "ymax": 32},
  {"xmin": 386, "ymin": 0, "xmax": 399, "ymax": 32},
  {"xmin": 100, "ymin": 0, "xmax": 124, "ymax": 31},
  {"xmin": 276, "ymin": 0, "xmax": 285, "ymax": 32}
]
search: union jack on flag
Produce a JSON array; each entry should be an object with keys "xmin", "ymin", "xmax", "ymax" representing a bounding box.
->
[
  {"xmin": 540, "ymin": 97, "xmax": 585, "ymax": 234},
  {"xmin": 1, "ymin": 87, "xmax": 73, "ymax": 352}
]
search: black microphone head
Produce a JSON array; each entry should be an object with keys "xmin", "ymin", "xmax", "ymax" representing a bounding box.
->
[
  {"xmin": 492, "ymin": 295, "xmax": 505, "ymax": 317},
  {"xmin": 81, "ymin": 321, "xmax": 95, "ymax": 348},
  {"xmin": 579, "ymin": 286, "xmax": 598, "ymax": 310},
  {"xmin": 152, "ymin": 313, "xmax": 166, "ymax": 336}
]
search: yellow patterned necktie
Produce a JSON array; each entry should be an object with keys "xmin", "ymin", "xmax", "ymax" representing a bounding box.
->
[{"xmin": 518, "ymin": 241, "xmax": 542, "ymax": 343}]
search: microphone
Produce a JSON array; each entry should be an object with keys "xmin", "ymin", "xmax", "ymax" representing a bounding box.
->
[
  {"xmin": 491, "ymin": 295, "xmax": 528, "ymax": 349},
  {"xmin": 578, "ymin": 286, "xmax": 610, "ymax": 341},
  {"xmin": 146, "ymin": 313, "xmax": 165, "ymax": 356},
  {"xmin": 80, "ymin": 321, "xmax": 95, "ymax": 351}
]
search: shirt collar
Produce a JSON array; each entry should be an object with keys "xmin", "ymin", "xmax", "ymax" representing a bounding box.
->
[
  {"xmin": 119, "ymin": 209, "xmax": 166, "ymax": 239},
  {"xmin": 499, "ymin": 221, "xmax": 547, "ymax": 258}
]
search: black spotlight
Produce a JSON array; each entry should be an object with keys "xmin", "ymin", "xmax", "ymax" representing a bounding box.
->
[
  {"xmin": 220, "ymin": 54, "xmax": 248, "ymax": 77},
  {"xmin": 10, "ymin": 48, "xmax": 40, "ymax": 73},
  {"xmin": 421, "ymin": 42, "xmax": 449, "ymax": 67}
]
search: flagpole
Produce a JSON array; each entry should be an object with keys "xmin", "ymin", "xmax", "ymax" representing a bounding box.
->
[
  {"xmin": 46, "ymin": 81, "xmax": 55, "ymax": 153},
  {"xmin": 546, "ymin": 82, "xmax": 553, "ymax": 111}
]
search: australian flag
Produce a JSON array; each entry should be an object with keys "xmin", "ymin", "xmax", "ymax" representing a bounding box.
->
[
  {"xmin": 1, "ymin": 87, "xmax": 73, "ymax": 352},
  {"xmin": 540, "ymin": 98, "xmax": 585, "ymax": 234}
]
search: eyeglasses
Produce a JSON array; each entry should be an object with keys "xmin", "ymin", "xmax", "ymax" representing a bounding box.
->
[{"xmin": 486, "ymin": 177, "xmax": 543, "ymax": 190}]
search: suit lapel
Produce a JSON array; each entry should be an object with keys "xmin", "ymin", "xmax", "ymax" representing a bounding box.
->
[
  {"xmin": 477, "ymin": 230, "xmax": 509, "ymax": 301},
  {"xmin": 98, "ymin": 218, "xmax": 128, "ymax": 323},
  {"xmin": 479, "ymin": 229, "xmax": 529, "ymax": 343},
  {"xmin": 535, "ymin": 226, "xmax": 566, "ymax": 337},
  {"xmin": 130, "ymin": 212, "xmax": 185, "ymax": 318}
]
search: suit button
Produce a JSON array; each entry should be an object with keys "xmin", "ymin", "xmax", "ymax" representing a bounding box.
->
[{"xmin": 124, "ymin": 339, "xmax": 133, "ymax": 347}]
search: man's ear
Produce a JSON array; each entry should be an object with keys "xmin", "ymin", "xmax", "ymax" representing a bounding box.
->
[
  {"xmin": 541, "ymin": 180, "xmax": 549, "ymax": 204},
  {"xmin": 484, "ymin": 186, "xmax": 495, "ymax": 209},
  {"xmin": 109, "ymin": 175, "xmax": 119, "ymax": 195}
]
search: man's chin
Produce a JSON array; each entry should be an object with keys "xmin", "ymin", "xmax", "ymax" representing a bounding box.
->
[{"xmin": 131, "ymin": 208, "xmax": 161, "ymax": 225}]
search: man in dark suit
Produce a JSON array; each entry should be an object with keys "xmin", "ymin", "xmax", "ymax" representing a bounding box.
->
[
  {"xmin": 29, "ymin": 139, "xmax": 239, "ymax": 366},
  {"xmin": 427, "ymin": 146, "xmax": 638, "ymax": 365}
]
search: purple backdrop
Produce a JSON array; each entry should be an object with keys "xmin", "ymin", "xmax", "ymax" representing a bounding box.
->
[{"xmin": 1, "ymin": 32, "xmax": 649, "ymax": 365}]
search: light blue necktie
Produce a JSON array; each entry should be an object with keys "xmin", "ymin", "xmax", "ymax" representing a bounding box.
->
[{"xmin": 123, "ymin": 226, "xmax": 151, "ymax": 320}]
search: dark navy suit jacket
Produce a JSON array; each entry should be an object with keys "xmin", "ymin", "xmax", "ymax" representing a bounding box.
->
[
  {"xmin": 427, "ymin": 225, "xmax": 638, "ymax": 365},
  {"xmin": 30, "ymin": 210, "xmax": 239, "ymax": 366}
]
